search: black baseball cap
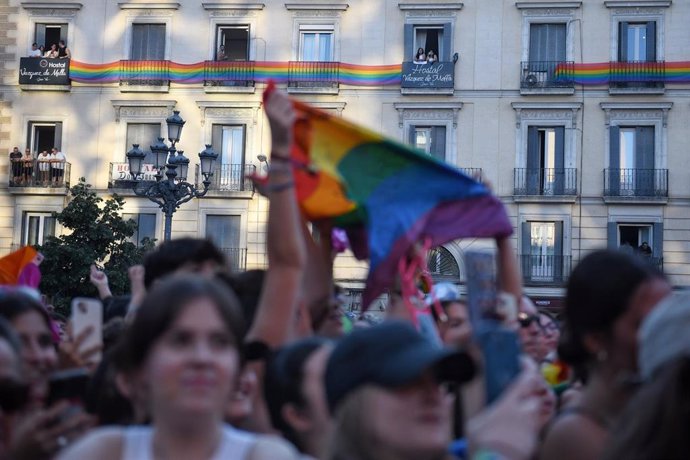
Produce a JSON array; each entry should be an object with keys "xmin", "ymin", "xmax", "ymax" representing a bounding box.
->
[{"xmin": 325, "ymin": 321, "xmax": 476, "ymax": 413}]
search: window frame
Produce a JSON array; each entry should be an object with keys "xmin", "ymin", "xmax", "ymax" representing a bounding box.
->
[
  {"xmin": 298, "ymin": 24, "xmax": 335, "ymax": 62},
  {"xmin": 124, "ymin": 16, "xmax": 172, "ymax": 61},
  {"xmin": 409, "ymin": 124, "xmax": 447, "ymax": 162},
  {"xmin": 125, "ymin": 122, "xmax": 165, "ymax": 164},
  {"xmin": 215, "ymin": 25, "xmax": 250, "ymax": 61},
  {"xmin": 22, "ymin": 212, "xmax": 57, "ymax": 246},
  {"xmin": 608, "ymin": 6, "xmax": 666, "ymax": 62},
  {"xmin": 292, "ymin": 19, "xmax": 341, "ymax": 62},
  {"xmin": 123, "ymin": 212, "xmax": 157, "ymax": 247}
]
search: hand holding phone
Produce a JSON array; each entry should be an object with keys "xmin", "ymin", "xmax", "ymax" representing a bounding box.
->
[{"xmin": 67, "ymin": 297, "xmax": 103, "ymax": 366}]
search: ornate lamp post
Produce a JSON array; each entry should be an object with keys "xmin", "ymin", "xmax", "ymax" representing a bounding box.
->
[{"xmin": 126, "ymin": 111, "xmax": 218, "ymax": 241}]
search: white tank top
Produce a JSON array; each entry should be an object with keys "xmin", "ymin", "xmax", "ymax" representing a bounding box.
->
[{"xmin": 121, "ymin": 424, "xmax": 257, "ymax": 460}]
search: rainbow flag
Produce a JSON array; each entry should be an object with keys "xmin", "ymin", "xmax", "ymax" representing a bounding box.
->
[{"xmin": 264, "ymin": 84, "xmax": 513, "ymax": 307}]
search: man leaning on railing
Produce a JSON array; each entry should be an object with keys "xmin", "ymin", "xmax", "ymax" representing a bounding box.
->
[{"xmin": 50, "ymin": 148, "xmax": 66, "ymax": 186}]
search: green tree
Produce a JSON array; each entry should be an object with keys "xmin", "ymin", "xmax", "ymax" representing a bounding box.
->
[{"xmin": 38, "ymin": 178, "xmax": 154, "ymax": 315}]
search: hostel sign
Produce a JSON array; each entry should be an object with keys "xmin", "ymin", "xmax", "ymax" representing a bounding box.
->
[
  {"xmin": 19, "ymin": 58, "xmax": 70, "ymax": 85},
  {"xmin": 401, "ymin": 62, "xmax": 454, "ymax": 88}
]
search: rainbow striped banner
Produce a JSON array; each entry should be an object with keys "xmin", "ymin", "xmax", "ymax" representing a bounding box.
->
[
  {"xmin": 555, "ymin": 61, "xmax": 690, "ymax": 85},
  {"xmin": 69, "ymin": 60, "xmax": 402, "ymax": 86}
]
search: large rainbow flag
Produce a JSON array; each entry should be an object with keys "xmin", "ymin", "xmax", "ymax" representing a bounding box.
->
[{"xmin": 263, "ymin": 84, "xmax": 513, "ymax": 307}]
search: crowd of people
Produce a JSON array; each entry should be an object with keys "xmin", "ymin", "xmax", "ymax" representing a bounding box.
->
[
  {"xmin": 1, "ymin": 88, "xmax": 688, "ymax": 460},
  {"xmin": 9, "ymin": 148, "xmax": 67, "ymax": 187},
  {"xmin": 27, "ymin": 41, "xmax": 71, "ymax": 60}
]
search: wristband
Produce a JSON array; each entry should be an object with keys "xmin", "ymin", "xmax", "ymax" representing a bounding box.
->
[{"xmin": 267, "ymin": 180, "xmax": 295, "ymax": 193}]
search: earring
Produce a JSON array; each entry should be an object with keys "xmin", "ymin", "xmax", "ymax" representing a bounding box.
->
[{"xmin": 596, "ymin": 350, "xmax": 608, "ymax": 362}]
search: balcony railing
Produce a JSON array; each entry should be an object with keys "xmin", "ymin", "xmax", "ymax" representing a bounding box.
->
[
  {"xmin": 603, "ymin": 168, "xmax": 668, "ymax": 197},
  {"xmin": 204, "ymin": 60, "xmax": 255, "ymax": 87},
  {"xmin": 610, "ymin": 61, "xmax": 665, "ymax": 89},
  {"xmin": 9, "ymin": 160, "xmax": 70, "ymax": 188},
  {"xmin": 521, "ymin": 61, "xmax": 575, "ymax": 89},
  {"xmin": 120, "ymin": 60, "xmax": 170, "ymax": 86},
  {"xmin": 196, "ymin": 164, "xmax": 256, "ymax": 192},
  {"xmin": 220, "ymin": 247, "xmax": 247, "ymax": 272},
  {"xmin": 514, "ymin": 168, "xmax": 577, "ymax": 196},
  {"xmin": 288, "ymin": 61, "xmax": 339, "ymax": 88},
  {"xmin": 460, "ymin": 167, "xmax": 483, "ymax": 182},
  {"xmin": 520, "ymin": 255, "xmax": 571, "ymax": 285}
]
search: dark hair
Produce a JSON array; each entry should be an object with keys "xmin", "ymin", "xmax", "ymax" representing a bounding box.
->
[
  {"xmin": 216, "ymin": 269, "xmax": 265, "ymax": 335},
  {"xmin": 558, "ymin": 250, "xmax": 664, "ymax": 369},
  {"xmin": 59, "ymin": 40, "xmax": 66, "ymax": 46},
  {"xmin": 114, "ymin": 275, "xmax": 244, "ymax": 374},
  {"xmin": 264, "ymin": 337, "xmax": 331, "ymax": 451},
  {"xmin": 143, "ymin": 238, "xmax": 226, "ymax": 288},
  {"xmin": 0, "ymin": 291, "xmax": 53, "ymax": 334},
  {"xmin": 602, "ymin": 356, "xmax": 690, "ymax": 460},
  {"xmin": 0, "ymin": 316, "xmax": 21, "ymax": 355}
]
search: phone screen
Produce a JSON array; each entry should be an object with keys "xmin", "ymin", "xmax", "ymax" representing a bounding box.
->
[{"xmin": 70, "ymin": 297, "xmax": 103, "ymax": 364}]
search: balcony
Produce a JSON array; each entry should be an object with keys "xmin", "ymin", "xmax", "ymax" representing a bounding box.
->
[
  {"xmin": 196, "ymin": 164, "xmax": 256, "ymax": 194},
  {"xmin": 108, "ymin": 162, "xmax": 158, "ymax": 189},
  {"xmin": 520, "ymin": 255, "xmax": 571, "ymax": 286},
  {"xmin": 520, "ymin": 61, "xmax": 574, "ymax": 94},
  {"xmin": 120, "ymin": 60, "xmax": 170, "ymax": 89},
  {"xmin": 288, "ymin": 61, "xmax": 339, "ymax": 93},
  {"xmin": 609, "ymin": 61, "xmax": 665, "ymax": 93},
  {"xmin": 9, "ymin": 160, "xmax": 71, "ymax": 193},
  {"xmin": 19, "ymin": 57, "xmax": 71, "ymax": 90},
  {"xmin": 460, "ymin": 167, "xmax": 483, "ymax": 182},
  {"xmin": 603, "ymin": 169, "xmax": 668, "ymax": 201},
  {"xmin": 220, "ymin": 247, "xmax": 247, "ymax": 272},
  {"xmin": 203, "ymin": 60, "xmax": 255, "ymax": 90},
  {"xmin": 401, "ymin": 61, "xmax": 455, "ymax": 95},
  {"xmin": 514, "ymin": 168, "xmax": 577, "ymax": 201}
]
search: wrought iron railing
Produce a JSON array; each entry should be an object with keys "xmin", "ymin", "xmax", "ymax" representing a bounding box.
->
[
  {"xmin": 610, "ymin": 60, "xmax": 665, "ymax": 88},
  {"xmin": 196, "ymin": 164, "xmax": 256, "ymax": 192},
  {"xmin": 220, "ymin": 247, "xmax": 247, "ymax": 272},
  {"xmin": 521, "ymin": 61, "xmax": 575, "ymax": 88},
  {"xmin": 9, "ymin": 160, "xmax": 70, "ymax": 188},
  {"xmin": 460, "ymin": 167, "xmax": 483, "ymax": 182},
  {"xmin": 514, "ymin": 168, "xmax": 577, "ymax": 196},
  {"xmin": 203, "ymin": 60, "xmax": 255, "ymax": 86},
  {"xmin": 288, "ymin": 61, "xmax": 339, "ymax": 88},
  {"xmin": 603, "ymin": 168, "xmax": 668, "ymax": 197},
  {"xmin": 120, "ymin": 60, "xmax": 170, "ymax": 86},
  {"xmin": 520, "ymin": 255, "xmax": 571, "ymax": 285}
]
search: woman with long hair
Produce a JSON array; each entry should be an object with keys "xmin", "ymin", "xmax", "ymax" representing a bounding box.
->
[
  {"xmin": 59, "ymin": 276, "xmax": 298, "ymax": 460},
  {"xmin": 540, "ymin": 250, "xmax": 670, "ymax": 460}
]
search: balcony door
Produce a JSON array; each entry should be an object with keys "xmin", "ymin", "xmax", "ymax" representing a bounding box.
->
[
  {"xmin": 211, "ymin": 125, "xmax": 245, "ymax": 190},
  {"xmin": 609, "ymin": 126, "xmax": 654, "ymax": 196},
  {"xmin": 35, "ymin": 23, "xmax": 67, "ymax": 50},
  {"xmin": 527, "ymin": 23, "xmax": 566, "ymax": 84},
  {"xmin": 28, "ymin": 122, "xmax": 62, "ymax": 154},
  {"xmin": 619, "ymin": 22, "xmax": 655, "ymax": 62},
  {"xmin": 526, "ymin": 126, "xmax": 564, "ymax": 195},
  {"xmin": 522, "ymin": 221, "xmax": 563, "ymax": 283},
  {"xmin": 205, "ymin": 215, "xmax": 241, "ymax": 271},
  {"xmin": 131, "ymin": 24, "xmax": 166, "ymax": 60}
]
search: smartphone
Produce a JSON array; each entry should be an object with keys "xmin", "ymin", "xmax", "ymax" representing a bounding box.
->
[
  {"xmin": 46, "ymin": 368, "xmax": 90, "ymax": 407},
  {"xmin": 464, "ymin": 251, "xmax": 521, "ymax": 404},
  {"xmin": 70, "ymin": 297, "xmax": 103, "ymax": 364}
]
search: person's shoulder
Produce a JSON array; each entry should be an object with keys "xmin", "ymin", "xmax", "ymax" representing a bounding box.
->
[
  {"xmin": 540, "ymin": 411, "xmax": 609, "ymax": 460},
  {"xmin": 246, "ymin": 434, "xmax": 300, "ymax": 460},
  {"xmin": 57, "ymin": 426, "xmax": 124, "ymax": 460}
]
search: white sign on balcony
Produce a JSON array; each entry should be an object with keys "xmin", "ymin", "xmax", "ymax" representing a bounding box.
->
[{"xmin": 111, "ymin": 163, "xmax": 159, "ymax": 182}]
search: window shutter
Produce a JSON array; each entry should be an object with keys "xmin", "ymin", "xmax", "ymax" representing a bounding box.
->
[
  {"xmin": 404, "ymin": 24, "xmax": 414, "ymax": 61},
  {"xmin": 54, "ymin": 122, "xmax": 63, "ymax": 151},
  {"xmin": 150, "ymin": 24, "xmax": 166, "ymax": 60},
  {"xmin": 59, "ymin": 26, "xmax": 68, "ymax": 44},
  {"xmin": 139, "ymin": 214, "xmax": 156, "ymax": 243},
  {"xmin": 528, "ymin": 24, "xmax": 543, "ymax": 63},
  {"xmin": 431, "ymin": 126, "xmax": 446, "ymax": 161},
  {"xmin": 652, "ymin": 222, "xmax": 663, "ymax": 264},
  {"xmin": 441, "ymin": 23, "xmax": 452, "ymax": 61},
  {"xmin": 521, "ymin": 222, "xmax": 532, "ymax": 278},
  {"xmin": 27, "ymin": 122, "xmax": 34, "ymax": 152},
  {"xmin": 408, "ymin": 125, "xmax": 416, "ymax": 147},
  {"xmin": 636, "ymin": 126, "xmax": 655, "ymax": 195},
  {"xmin": 35, "ymin": 25, "xmax": 46, "ymax": 49},
  {"xmin": 526, "ymin": 126, "xmax": 539, "ymax": 194},
  {"xmin": 608, "ymin": 125, "xmax": 620, "ymax": 195},
  {"xmin": 131, "ymin": 24, "xmax": 144, "ymax": 60},
  {"xmin": 551, "ymin": 24, "xmax": 566, "ymax": 62},
  {"xmin": 618, "ymin": 22, "xmax": 629, "ymax": 61},
  {"xmin": 554, "ymin": 126, "xmax": 565, "ymax": 194},
  {"xmin": 554, "ymin": 221, "xmax": 564, "ymax": 279},
  {"xmin": 607, "ymin": 222, "xmax": 618, "ymax": 249},
  {"xmin": 646, "ymin": 21, "xmax": 656, "ymax": 61},
  {"xmin": 212, "ymin": 125, "xmax": 223, "ymax": 163}
]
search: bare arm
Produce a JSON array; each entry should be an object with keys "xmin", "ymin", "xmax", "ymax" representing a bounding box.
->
[
  {"xmin": 245, "ymin": 88, "xmax": 307, "ymax": 347},
  {"xmin": 496, "ymin": 236, "xmax": 522, "ymax": 305}
]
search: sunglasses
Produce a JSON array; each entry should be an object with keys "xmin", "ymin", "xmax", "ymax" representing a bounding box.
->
[{"xmin": 518, "ymin": 312, "xmax": 540, "ymax": 328}]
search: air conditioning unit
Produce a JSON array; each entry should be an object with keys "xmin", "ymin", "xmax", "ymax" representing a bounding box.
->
[{"xmin": 525, "ymin": 73, "xmax": 539, "ymax": 86}]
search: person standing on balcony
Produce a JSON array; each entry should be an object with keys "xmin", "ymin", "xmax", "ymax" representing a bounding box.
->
[
  {"xmin": 58, "ymin": 40, "xmax": 71, "ymax": 59},
  {"xmin": 22, "ymin": 148, "xmax": 34, "ymax": 185},
  {"xmin": 414, "ymin": 47, "xmax": 426, "ymax": 63},
  {"xmin": 51, "ymin": 147, "xmax": 66, "ymax": 186},
  {"xmin": 9, "ymin": 147, "xmax": 22, "ymax": 185},
  {"xmin": 638, "ymin": 242, "xmax": 653, "ymax": 258},
  {"xmin": 28, "ymin": 43, "xmax": 41, "ymax": 57},
  {"xmin": 37, "ymin": 150, "xmax": 51, "ymax": 185},
  {"xmin": 44, "ymin": 44, "xmax": 58, "ymax": 58},
  {"xmin": 427, "ymin": 50, "xmax": 437, "ymax": 64}
]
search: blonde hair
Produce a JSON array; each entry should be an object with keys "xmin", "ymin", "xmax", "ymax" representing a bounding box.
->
[{"xmin": 327, "ymin": 386, "xmax": 380, "ymax": 460}]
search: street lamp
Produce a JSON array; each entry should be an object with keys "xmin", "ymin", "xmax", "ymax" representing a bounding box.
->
[{"xmin": 126, "ymin": 111, "xmax": 218, "ymax": 241}]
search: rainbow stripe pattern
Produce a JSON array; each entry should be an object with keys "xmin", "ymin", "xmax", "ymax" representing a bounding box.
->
[
  {"xmin": 69, "ymin": 60, "xmax": 402, "ymax": 86},
  {"xmin": 270, "ymin": 84, "xmax": 513, "ymax": 308},
  {"xmin": 555, "ymin": 61, "xmax": 690, "ymax": 85}
]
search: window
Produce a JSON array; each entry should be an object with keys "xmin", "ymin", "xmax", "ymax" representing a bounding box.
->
[
  {"xmin": 211, "ymin": 125, "xmax": 246, "ymax": 190},
  {"xmin": 404, "ymin": 23, "xmax": 451, "ymax": 62},
  {"xmin": 526, "ymin": 23, "xmax": 566, "ymax": 86},
  {"xmin": 619, "ymin": 21, "xmax": 655, "ymax": 62},
  {"xmin": 608, "ymin": 222, "xmax": 663, "ymax": 270},
  {"xmin": 123, "ymin": 213, "xmax": 156, "ymax": 247},
  {"xmin": 299, "ymin": 25, "xmax": 334, "ymax": 62},
  {"xmin": 608, "ymin": 125, "xmax": 655, "ymax": 196},
  {"xmin": 410, "ymin": 125, "xmax": 446, "ymax": 161},
  {"xmin": 521, "ymin": 221, "xmax": 564, "ymax": 283},
  {"xmin": 27, "ymin": 122, "xmax": 62, "ymax": 154},
  {"xmin": 131, "ymin": 24, "xmax": 166, "ymax": 60},
  {"xmin": 126, "ymin": 123, "xmax": 161, "ymax": 164},
  {"xmin": 206, "ymin": 215, "xmax": 243, "ymax": 271},
  {"xmin": 35, "ymin": 23, "xmax": 67, "ymax": 51},
  {"xmin": 426, "ymin": 246, "xmax": 460, "ymax": 281},
  {"xmin": 22, "ymin": 212, "xmax": 56, "ymax": 246},
  {"xmin": 525, "ymin": 126, "xmax": 565, "ymax": 195},
  {"xmin": 216, "ymin": 25, "xmax": 249, "ymax": 61}
]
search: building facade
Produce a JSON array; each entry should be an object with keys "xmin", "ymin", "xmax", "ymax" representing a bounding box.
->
[{"xmin": 2, "ymin": 0, "xmax": 689, "ymax": 309}]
